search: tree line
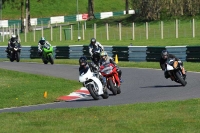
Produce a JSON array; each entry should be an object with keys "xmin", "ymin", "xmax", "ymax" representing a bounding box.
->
[{"xmin": 131, "ymin": 0, "xmax": 200, "ymax": 20}]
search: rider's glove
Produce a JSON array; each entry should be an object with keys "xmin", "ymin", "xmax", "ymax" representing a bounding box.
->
[{"xmin": 38, "ymin": 49, "xmax": 42, "ymax": 53}]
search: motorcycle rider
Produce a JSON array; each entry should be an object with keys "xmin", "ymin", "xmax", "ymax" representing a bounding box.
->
[
  {"xmin": 89, "ymin": 38, "xmax": 104, "ymax": 63},
  {"xmin": 5, "ymin": 34, "xmax": 21, "ymax": 56},
  {"xmin": 99, "ymin": 51, "xmax": 123, "ymax": 83},
  {"xmin": 38, "ymin": 37, "xmax": 51, "ymax": 56},
  {"xmin": 160, "ymin": 50, "xmax": 186, "ymax": 79},
  {"xmin": 79, "ymin": 56, "xmax": 108, "ymax": 90}
]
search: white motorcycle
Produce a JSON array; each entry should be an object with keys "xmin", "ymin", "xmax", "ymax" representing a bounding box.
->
[
  {"xmin": 79, "ymin": 66, "xmax": 109, "ymax": 100},
  {"xmin": 165, "ymin": 58, "xmax": 187, "ymax": 86}
]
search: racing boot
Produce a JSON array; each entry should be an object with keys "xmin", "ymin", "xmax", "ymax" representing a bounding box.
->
[{"xmin": 183, "ymin": 74, "xmax": 186, "ymax": 80}]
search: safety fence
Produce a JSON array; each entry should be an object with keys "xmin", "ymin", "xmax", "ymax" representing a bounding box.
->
[
  {"xmin": 0, "ymin": 46, "xmax": 200, "ymax": 62},
  {"xmin": 0, "ymin": 10, "xmax": 135, "ymax": 27}
]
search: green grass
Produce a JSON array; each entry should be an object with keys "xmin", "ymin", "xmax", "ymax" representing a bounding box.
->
[
  {"xmin": 2, "ymin": 0, "xmax": 125, "ymax": 19},
  {"xmin": 0, "ymin": 68, "xmax": 82, "ymax": 109},
  {"xmin": 1, "ymin": 17, "xmax": 200, "ymax": 46},
  {"xmin": 0, "ymin": 99, "xmax": 200, "ymax": 133}
]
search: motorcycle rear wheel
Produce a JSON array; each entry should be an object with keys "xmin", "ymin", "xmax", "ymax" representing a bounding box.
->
[
  {"xmin": 87, "ymin": 84, "xmax": 99, "ymax": 100},
  {"xmin": 108, "ymin": 79, "xmax": 117, "ymax": 95},
  {"xmin": 175, "ymin": 71, "xmax": 187, "ymax": 86}
]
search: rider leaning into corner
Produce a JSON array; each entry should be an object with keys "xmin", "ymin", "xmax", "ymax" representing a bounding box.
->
[
  {"xmin": 38, "ymin": 37, "xmax": 51, "ymax": 56},
  {"xmin": 79, "ymin": 56, "xmax": 108, "ymax": 91},
  {"xmin": 88, "ymin": 38, "xmax": 104, "ymax": 62},
  {"xmin": 99, "ymin": 51, "xmax": 123, "ymax": 83},
  {"xmin": 159, "ymin": 50, "xmax": 186, "ymax": 80}
]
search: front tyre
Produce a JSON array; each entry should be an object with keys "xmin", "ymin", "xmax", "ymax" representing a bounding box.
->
[
  {"xmin": 117, "ymin": 86, "xmax": 121, "ymax": 94},
  {"xmin": 9, "ymin": 52, "xmax": 14, "ymax": 62},
  {"xmin": 175, "ymin": 71, "xmax": 187, "ymax": 86},
  {"xmin": 49, "ymin": 54, "xmax": 54, "ymax": 65},
  {"xmin": 101, "ymin": 89, "xmax": 109, "ymax": 99},
  {"xmin": 16, "ymin": 52, "xmax": 20, "ymax": 62},
  {"xmin": 108, "ymin": 79, "xmax": 117, "ymax": 95},
  {"xmin": 87, "ymin": 84, "xmax": 99, "ymax": 100}
]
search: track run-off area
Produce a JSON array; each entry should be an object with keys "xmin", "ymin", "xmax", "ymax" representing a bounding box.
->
[{"xmin": 0, "ymin": 61, "xmax": 200, "ymax": 113}]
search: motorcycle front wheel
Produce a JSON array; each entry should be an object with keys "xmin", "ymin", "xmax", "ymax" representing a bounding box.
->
[
  {"xmin": 101, "ymin": 89, "xmax": 109, "ymax": 99},
  {"xmin": 87, "ymin": 84, "xmax": 99, "ymax": 100},
  {"xmin": 9, "ymin": 53, "xmax": 14, "ymax": 62},
  {"xmin": 16, "ymin": 52, "xmax": 20, "ymax": 62},
  {"xmin": 175, "ymin": 71, "xmax": 187, "ymax": 86},
  {"xmin": 48, "ymin": 54, "xmax": 54, "ymax": 65},
  {"xmin": 108, "ymin": 79, "xmax": 117, "ymax": 95},
  {"xmin": 117, "ymin": 86, "xmax": 121, "ymax": 94}
]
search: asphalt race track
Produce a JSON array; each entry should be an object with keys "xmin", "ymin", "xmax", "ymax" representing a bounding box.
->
[{"xmin": 0, "ymin": 61, "xmax": 200, "ymax": 113}]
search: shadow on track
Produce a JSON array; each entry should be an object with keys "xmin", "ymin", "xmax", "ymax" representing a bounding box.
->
[{"xmin": 140, "ymin": 84, "xmax": 182, "ymax": 88}]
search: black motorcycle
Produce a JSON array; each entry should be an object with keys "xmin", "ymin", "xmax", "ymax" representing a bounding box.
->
[
  {"xmin": 91, "ymin": 47, "xmax": 102, "ymax": 67},
  {"xmin": 7, "ymin": 42, "xmax": 21, "ymax": 62}
]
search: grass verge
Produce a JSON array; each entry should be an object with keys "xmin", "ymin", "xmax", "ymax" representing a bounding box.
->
[
  {"xmin": 0, "ymin": 99, "xmax": 200, "ymax": 133},
  {"xmin": 0, "ymin": 68, "xmax": 82, "ymax": 109}
]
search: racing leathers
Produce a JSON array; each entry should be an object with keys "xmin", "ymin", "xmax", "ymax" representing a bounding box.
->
[
  {"xmin": 79, "ymin": 62, "xmax": 107, "ymax": 90},
  {"xmin": 38, "ymin": 40, "xmax": 51, "ymax": 56},
  {"xmin": 159, "ymin": 54, "xmax": 185, "ymax": 79},
  {"xmin": 89, "ymin": 42, "xmax": 104, "ymax": 63},
  {"xmin": 99, "ymin": 56, "xmax": 122, "ymax": 83}
]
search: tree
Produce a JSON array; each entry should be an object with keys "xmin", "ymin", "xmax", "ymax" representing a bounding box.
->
[
  {"xmin": 88, "ymin": 0, "xmax": 95, "ymax": 20},
  {"xmin": 25, "ymin": 0, "xmax": 31, "ymax": 32},
  {"xmin": 21, "ymin": 0, "xmax": 24, "ymax": 33},
  {"xmin": 125, "ymin": 0, "xmax": 129, "ymax": 14}
]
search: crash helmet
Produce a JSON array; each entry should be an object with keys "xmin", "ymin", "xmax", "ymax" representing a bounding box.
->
[
  {"xmin": 11, "ymin": 34, "xmax": 17, "ymax": 42},
  {"xmin": 79, "ymin": 56, "xmax": 87, "ymax": 66},
  {"xmin": 40, "ymin": 37, "xmax": 46, "ymax": 45},
  {"xmin": 161, "ymin": 50, "xmax": 169, "ymax": 59},
  {"xmin": 90, "ymin": 38, "xmax": 96, "ymax": 45},
  {"xmin": 100, "ymin": 51, "xmax": 108, "ymax": 61}
]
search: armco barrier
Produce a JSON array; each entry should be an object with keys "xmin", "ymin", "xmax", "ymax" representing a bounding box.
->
[
  {"xmin": 1, "ymin": 46, "xmax": 200, "ymax": 62},
  {"xmin": 166, "ymin": 46, "xmax": 187, "ymax": 61},
  {"xmin": 0, "ymin": 46, "xmax": 7, "ymax": 58},
  {"xmin": 186, "ymin": 46, "xmax": 200, "ymax": 62},
  {"xmin": 112, "ymin": 46, "xmax": 129, "ymax": 61},
  {"xmin": 146, "ymin": 46, "xmax": 166, "ymax": 62},
  {"xmin": 128, "ymin": 46, "xmax": 147, "ymax": 61},
  {"xmin": 55, "ymin": 46, "xmax": 70, "ymax": 59}
]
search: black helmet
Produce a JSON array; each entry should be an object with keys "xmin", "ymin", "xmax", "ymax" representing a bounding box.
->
[
  {"xmin": 161, "ymin": 50, "xmax": 169, "ymax": 59},
  {"xmin": 90, "ymin": 38, "xmax": 96, "ymax": 44},
  {"xmin": 79, "ymin": 56, "xmax": 87, "ymax": 66}
]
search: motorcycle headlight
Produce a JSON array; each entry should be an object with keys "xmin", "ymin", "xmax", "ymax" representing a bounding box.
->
[
  {"xmin": 14, "ymin": 48, "xmax": 18, "ymax": 51},
  {"xmin": 173, "ymin": 61, "xmax": 178, "ymax": 68}
]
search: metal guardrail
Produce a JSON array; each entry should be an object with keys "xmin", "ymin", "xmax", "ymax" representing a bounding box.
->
[{"xmin": 0, "ymin": 46, "xmax": 199, "ymax": 62}]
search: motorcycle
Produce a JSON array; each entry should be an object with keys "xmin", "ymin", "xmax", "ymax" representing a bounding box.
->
[
  {"xmin": 7, "ymin": 42, "xmax": 21, "ymax": 62},
  {"xmin": 100, "ymin": 63, "xmax": 121, "ymax": 95},
  {"xmin": 91, "ymin": 47, "xmax": 102, "ymax": 67},
  {"xmin": 41, "ymin": 43, "xmax": 54, "ymax": 65},
  {"xmin": 165, "ymin": 58, "xmax": 187, "ymax": 86},
  {"xmin": 79, "ymin": 66, "xmax": 109, "ymax": 100}
]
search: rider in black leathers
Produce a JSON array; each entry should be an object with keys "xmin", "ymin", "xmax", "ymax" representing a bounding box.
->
[
  {"xmin": 159, "ymin": 50, "xmax": 186, "ymax": 79},
  {"xmin": 88, "ymin": 38, "xmax": 104, "ymax": 64},
  {"xmin": 5, "ymin": 34, "xmax": 21, "ymax": 56},
  {"xmin": 79, "ymin": 56, "xmax": 107, "ymax": 90}
]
